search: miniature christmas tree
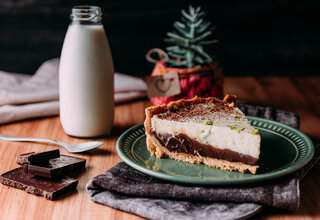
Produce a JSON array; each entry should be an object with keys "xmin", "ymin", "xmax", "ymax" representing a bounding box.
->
[{"xmin": 164, "ymin": 5, "xmax": 218, "ymax": 68}]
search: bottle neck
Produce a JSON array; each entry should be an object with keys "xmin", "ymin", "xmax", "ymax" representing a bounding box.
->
[{"xmin": 70, "ymin": 6, "xmax": 102, "ymax": 25}]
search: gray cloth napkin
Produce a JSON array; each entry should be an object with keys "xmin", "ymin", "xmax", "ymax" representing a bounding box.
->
[{"xmin": 86, "ymin": 104, "xmax": 319, "ymax": 220}]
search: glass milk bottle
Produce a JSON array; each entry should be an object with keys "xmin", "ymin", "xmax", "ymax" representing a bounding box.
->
[{"xmin": 59, "ymin": 6, "xmax": 114, "ymax": 137}]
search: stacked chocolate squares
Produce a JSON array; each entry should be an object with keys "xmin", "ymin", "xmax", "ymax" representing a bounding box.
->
[{"xmin": 0, "ymin": 149, "xmax": 86, "ymax": 200}]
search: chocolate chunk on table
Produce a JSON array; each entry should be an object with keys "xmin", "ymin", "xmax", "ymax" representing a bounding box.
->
[
  {"xmin": 16, "ymin": 149, "xmax": 60, "ymax": 165},
  {"xmin": 0, "ymin": 167, "xmax": 78, "ymax": 200},
  {"xmin": 25, "ymin": 155, "xmax": 86, "ymax": 178}
]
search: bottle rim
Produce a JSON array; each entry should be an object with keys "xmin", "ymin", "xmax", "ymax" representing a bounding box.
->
[{"xmin": 71, "ymin": 5, "xmax": 102, "ymax": 23}]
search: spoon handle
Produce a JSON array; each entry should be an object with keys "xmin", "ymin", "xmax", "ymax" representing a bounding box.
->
[{"xmin": 0, "ymin": 135, "xmax": 64, "ymax": 147}]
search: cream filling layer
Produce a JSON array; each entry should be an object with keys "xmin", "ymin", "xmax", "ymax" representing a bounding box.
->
[{"xmin": 151, "ymin": 118, "xmax": 261, "ymax": 158}]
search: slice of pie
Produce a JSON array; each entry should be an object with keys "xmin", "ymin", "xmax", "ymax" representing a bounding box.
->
[{"xmin": 144, "ymin": 95, "xmax": 261, "ymax": 174}]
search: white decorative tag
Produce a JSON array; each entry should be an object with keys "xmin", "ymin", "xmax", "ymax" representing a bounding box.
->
[{"xmin": 145, "ymin": 72, "xmax": 181, "ymax": 98}]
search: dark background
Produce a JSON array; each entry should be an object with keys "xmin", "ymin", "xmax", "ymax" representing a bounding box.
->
[{"xmin": 0, "ymin": 0, "xmax": 319, "ymax": 76}]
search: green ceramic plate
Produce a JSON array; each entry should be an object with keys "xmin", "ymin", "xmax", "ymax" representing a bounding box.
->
[{"xmin": 116, "ymin": 116, "xmax": 314, "ymax": 185}]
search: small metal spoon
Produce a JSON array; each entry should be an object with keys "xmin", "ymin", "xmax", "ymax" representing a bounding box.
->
[{"xmin": 0, "ymin": 135, "xmax": 103, "ymax": 153}]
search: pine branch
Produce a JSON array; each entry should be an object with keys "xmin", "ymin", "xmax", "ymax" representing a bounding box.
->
[
  {"xmin": 166, "ymin": 32, "xmax": 189, "ymax": 44},
  {"xmin": 195, "ymin": 6, "xmax": 201, "ymax": 13},
  {"xmin": 190, "ymin": 45, "xmax": 212, "ymax": 62},
  {"xmin": 193, "ymin": 18, "xmax": 203, "ymax": 28},
  {"xmin": 192, "ymin": 31, "xmax": 212, "ymax": 43},
  {"xmin": 168, "ymin": 51, "xmax": 186, "ymax": 59},
  {"xmin": 164, "ymin": 38, "xmax": 189, "ymax": 48},
  {"xmin": 197, "ymin": 22, "xmax": 212, "ymax": 34},
  {"xmin": 189, "ymin": 5, "xmax": 195, "ymax": 18},
  {"xmin": 186, "ymin": 51, "xmax": 194, "ymax": 68},
  {"xmin": 181, "ymin": 17, "xmax": 191, "ymax": 28},
  {"xmin": 166, "ymin": 46, "xmax": 186, "ymax": 54},
  {"xmin": 189, "ymin": 23, "xmax": 195, "ymax": 39},
  {"xmin": 173, "ymin": 22, "xmax": 190, "ymax": 38},
  {"xmin": 195, "ymin": 12, "xmax": 205, "ymax": 18},
  {"xmin": 194, "ymin": 55, "xmax": 205, "ymax": 64},
  {"xmin": 175, "ymin": 21, "xmax": 186, "ymax": 29},
  {"xmin": 181, "ymin": 9, "xmax": 194, "ymax": 22},
  {"xmin": 164, "ymin": 5, "xmax": 217, "ymax": 68}
]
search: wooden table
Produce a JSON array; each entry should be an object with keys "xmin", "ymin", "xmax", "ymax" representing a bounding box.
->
[{"xmin": 0, "ymin": 76, "xmax": 319, "ymax": 220}]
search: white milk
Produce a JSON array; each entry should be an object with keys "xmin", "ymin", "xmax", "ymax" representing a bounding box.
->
[{"xmin": 59, "ymin": 23, "xmax": 114, "ymax": 137}]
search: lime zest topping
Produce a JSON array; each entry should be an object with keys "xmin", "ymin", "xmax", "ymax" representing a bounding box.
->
[
  {"xmin": 235, "ymin": 116, "xmax": 240, "ymax": 119},
  {"xmin": 230, "ymin": 126, "xmax": 236, "ymax": 130},
  {"xmin": 205, "ymin": 121, "xmax": 214, "ymax": 125},
  {"xmin": 252, "ymin": 129, "xmax": 259, "ymax": 135},
  {"xmin": 238, "ymin": 127, "xmax": 246, "ymax": 133}
]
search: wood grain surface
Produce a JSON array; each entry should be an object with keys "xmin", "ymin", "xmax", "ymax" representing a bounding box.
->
[{"xmin": 0, "ymin": 76, "xmax": 319, "ymax": 220}]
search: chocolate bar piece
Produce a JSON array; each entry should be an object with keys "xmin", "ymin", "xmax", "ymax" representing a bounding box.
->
[
  {"xmin": 25, "ymin": 155, "xmax": 86, "ymax": 178},
  {"xmin": 16, "ymin": 149, "xmax": 60, "ymax": 165},
  {"xmin": 0, "ymin": 167, "xmax": 78, "ymax": 200}
]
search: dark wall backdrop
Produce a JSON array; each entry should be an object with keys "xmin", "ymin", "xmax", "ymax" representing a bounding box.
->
[{"xmin": 0, "ymin": 0, "xmax": 319, "ymax": 76}]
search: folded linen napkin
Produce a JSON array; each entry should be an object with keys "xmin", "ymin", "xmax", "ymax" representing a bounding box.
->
[
  {"xmin": 86, "ymin": 104, "xmax": 319, "ymax": 220},
  {"xmin": 0, "ymin": 58, "xmax": 147, "ymax": 124}
]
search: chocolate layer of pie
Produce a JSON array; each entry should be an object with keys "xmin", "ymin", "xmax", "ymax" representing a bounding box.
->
[{"xmin": 153, "ymin": 132, "xmax": 258, "ymax": 165}]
